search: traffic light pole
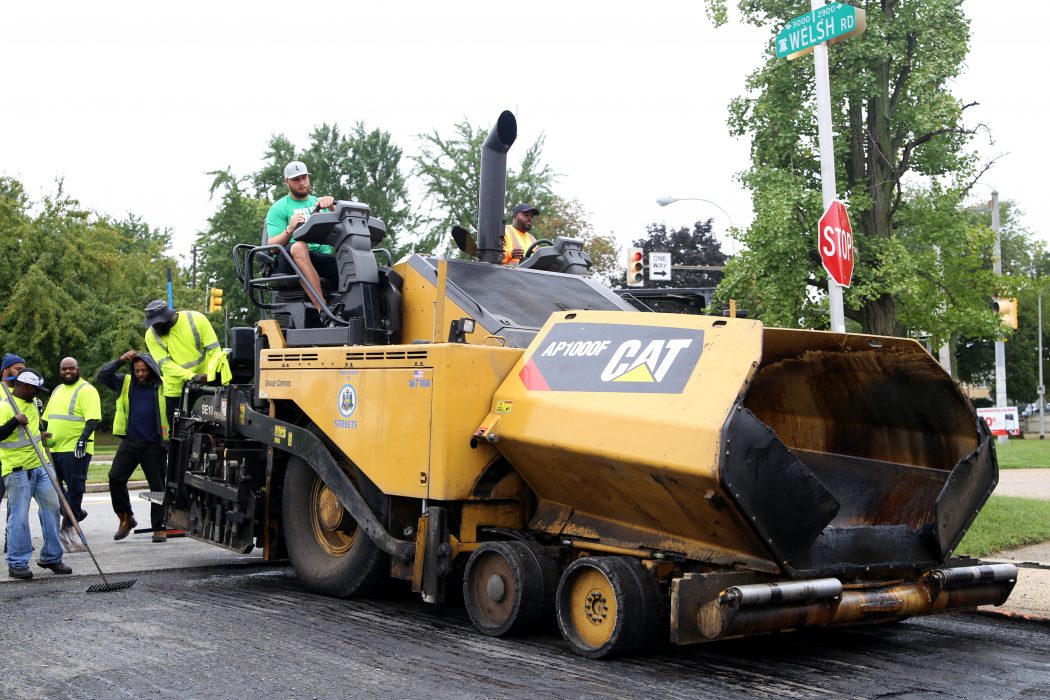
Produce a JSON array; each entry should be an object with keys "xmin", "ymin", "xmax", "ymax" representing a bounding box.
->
[
  {"xmin": 811, "ymin": 1, "xmax": 846, "ymax": 333},
  {"xmin": 991, "ymin": 190, "xmax": 1008, "ymax": 444}
]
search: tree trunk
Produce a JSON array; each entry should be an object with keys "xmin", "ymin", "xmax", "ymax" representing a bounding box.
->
[{"xmin": 860, "ymin": 292, "xmax": 902, "ymax": 337}]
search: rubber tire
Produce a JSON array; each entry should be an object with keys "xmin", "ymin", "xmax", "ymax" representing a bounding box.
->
[
  {"xmin": 555, "ymin": 556, "xmax": 661, "ymax": 659},
  {"xmin": 282, "ymin": 454, "xmax": 388, "ymax": 598},
  {"xmin": 463, "ymin": 541, "xmax": 559, "ymax": 637}
]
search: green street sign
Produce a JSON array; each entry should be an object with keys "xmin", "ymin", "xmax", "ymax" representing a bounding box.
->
[{"xmin": 775, "ymin": 2, "xmax": 867, "ymax": 60}]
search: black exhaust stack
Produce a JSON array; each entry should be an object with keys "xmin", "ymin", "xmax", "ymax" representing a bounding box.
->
[{"xmin": 477, "ymin": 111, "xmax": 517, "ymax": 264}]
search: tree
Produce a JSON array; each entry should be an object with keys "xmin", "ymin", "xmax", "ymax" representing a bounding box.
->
[
  {"xmin": 633, "ymin": 219, "xmax": 728, "ymax": 289},
  {"xmin": 413, "ymin": 118, "xmax": 557, "ymax": 256},
  {"xmin": 709, "ymin": 0, "xmax": 992, "ymax": 337},
  {"xmin": 0, "ymin": 178, "xmax": 185, "ymax": 427},
  {"xmin": 954, "ymin": 201, "xmax": 1042, "ymax": 402},
  {"xmin": 195, "ymin": 169, "xmax": 271, "ymax": 327}
]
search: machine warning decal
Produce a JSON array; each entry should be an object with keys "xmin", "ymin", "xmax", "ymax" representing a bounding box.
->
[
  {"xmin": 519, "ymin": 323, "xmax": 704, "ymax": 393},
  {"xmin": 337, "ymin": 384, "xmax": 358, "ymax": 417},
  {"xmin": 496, "ymin": 400, "xmax": 513, "ymax": 414}
]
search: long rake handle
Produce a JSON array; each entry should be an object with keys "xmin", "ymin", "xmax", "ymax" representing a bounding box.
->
[{"xmin": 1, "ymin": 383, "xmax": 112, "ymax": 587}]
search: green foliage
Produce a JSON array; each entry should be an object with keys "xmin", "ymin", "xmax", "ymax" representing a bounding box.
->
[
  {"xmin": 711, "ymin": 0, "xmax": 995, "ymax": 337},
  {"xmin": 195, "ymin": 169, "xmax": 270, "ymax": 327},
  {"xmin": 953, "ymin": 201, "xmax": 1043, "ymax": 396},
  {"xmin": 413, "ymin": 118, "xmax": 557, "ymax": 256},
  {"xmin": 0, "ymin": 177, "xmax": 183, "ymax": 427},
  {"xmin": 956, "ymin": 496, "xmax": 1050, "ymax": 557}
]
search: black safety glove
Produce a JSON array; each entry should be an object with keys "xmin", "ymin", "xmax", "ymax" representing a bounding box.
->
[{"xmin": 74, "ymin": 438, "xmax": 88, "ymax": 459}]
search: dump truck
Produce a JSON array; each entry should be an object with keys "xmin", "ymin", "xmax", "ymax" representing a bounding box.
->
[{"xmin": 163, "ymin": 111, "xmax": 1016, "ymax": 658}]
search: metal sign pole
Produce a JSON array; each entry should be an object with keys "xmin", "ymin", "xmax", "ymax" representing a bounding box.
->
[
  {"xmin": 991, "ymin": 190, "xmax": 1008, "ymax": 443},
  {"xmin": 812, "ymin": 0, "xmax": 845, "ymax": 332}
]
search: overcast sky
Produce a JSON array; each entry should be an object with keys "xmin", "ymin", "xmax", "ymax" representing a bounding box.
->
[{"xmin": 3, "ymin": 1, "xmax": 1045, "ymax": 268}]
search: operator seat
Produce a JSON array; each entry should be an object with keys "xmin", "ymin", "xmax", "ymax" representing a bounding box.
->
[{"xmin": 256, "ymin": 224, "xmax": 334, "ymax": 330}]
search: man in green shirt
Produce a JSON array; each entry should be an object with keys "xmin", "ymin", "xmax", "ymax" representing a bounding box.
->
[
  {"xmin": 42, "ymin": 357, "xmax": 101, "ymax": 551},
  {"xmin": 264, "ymin": 160, "xmax": 337, "ymax": 310}
]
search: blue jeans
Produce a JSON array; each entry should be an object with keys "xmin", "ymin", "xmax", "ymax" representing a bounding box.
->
[{"xmin": 3, "ymin": 467, "xmax": 63, "ymax": 569}]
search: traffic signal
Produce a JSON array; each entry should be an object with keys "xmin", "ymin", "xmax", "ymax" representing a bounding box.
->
[
  {"xmin": 993, "ymin": 297, "xmax": 1018, "ymax": 329},
  {"xmin": 626, "ymin": 247, "xmax": 644, "ymax": 287},
  {"xmin": 207, "ymin": 287, "xmax": 224, "ymax": 313}
]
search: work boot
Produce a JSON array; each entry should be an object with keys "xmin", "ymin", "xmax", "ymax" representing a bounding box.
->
[
  {"xmin": 114, "ymin": 512, "xmax": 137, "ymax": 540},
  {"xmin": 8, "ymin": 565, "xmax": 33, "ymax": 580},
  {"xmin": 62, "ymin": 527, "xmax": 86, "ymax": 553},
  {"xmin": 152, "ymin": 530, "xmax": 167, "ymax": 543},
  {"xmin": 37, "ymin": 560, "xmax": 72, "ymax": 575}
]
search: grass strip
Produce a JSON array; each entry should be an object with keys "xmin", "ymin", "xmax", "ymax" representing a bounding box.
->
[
  {"xmin": 956, "ymin": 495, "xmax": 1050, "ymax": 557},
  {"xmin": 87, "ymin": 462, "xmax": 144, "ymax": 484},
  {"xmin": 994, "ymin": 438, "xmax": 1050, "ymax": 469}
]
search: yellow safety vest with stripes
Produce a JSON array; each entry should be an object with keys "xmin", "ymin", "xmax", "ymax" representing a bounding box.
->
[
  {"xmin": 145, "ymin": 310, "xmax": 232, "ymax": 398},
  {"xmin": 42, "ymin": 378, "xmax": 102, "ymax": 454},
  {"xmin": 112, "ymin": 375, "xmax": 169, "ymax": 442},
  {"xmin": 0, "ymin": 394, "xmax": 44, "ymax": 476},
  {"xmin": 502, "ymin": 224, "xmax": 537, "ymax": 265}
]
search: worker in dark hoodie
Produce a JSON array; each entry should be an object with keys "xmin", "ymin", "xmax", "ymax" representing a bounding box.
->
[{"xmin": 97, "ymin": 350, "xmax": 169, "ymax": 542}]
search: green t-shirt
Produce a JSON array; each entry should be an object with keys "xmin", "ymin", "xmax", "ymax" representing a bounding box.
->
[{"xmin": 265, "ymin": 194, "xmax": 333, "ymax": 255}]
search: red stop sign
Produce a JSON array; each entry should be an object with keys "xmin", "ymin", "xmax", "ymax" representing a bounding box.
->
[{"xmin": 818, "ymin": 200, "xmax": 855, "ymax": 287}]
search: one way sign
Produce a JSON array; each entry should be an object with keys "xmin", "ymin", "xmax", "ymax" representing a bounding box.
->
[{"xmin": 649, "ymin": 252, "xmax": 672, "ymax": 281}]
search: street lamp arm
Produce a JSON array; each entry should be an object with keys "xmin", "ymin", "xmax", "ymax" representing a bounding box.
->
[{"xmin": 655, "ymin": 196, "xmax": 735, "ymax": 229}]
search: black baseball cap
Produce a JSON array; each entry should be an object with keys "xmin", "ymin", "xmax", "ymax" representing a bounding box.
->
[{"xmin": 512, "ymin": 203, "xmax": 540, "ymax": 216}]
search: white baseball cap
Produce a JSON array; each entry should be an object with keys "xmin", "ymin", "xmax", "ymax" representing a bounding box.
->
[
  {"xmin": 284, "ymin": 161, "xmax": 310, "ymax": 179},
  {"xmin": 15, "ymin": 368, "xmax": 49, "ymax": 393}
]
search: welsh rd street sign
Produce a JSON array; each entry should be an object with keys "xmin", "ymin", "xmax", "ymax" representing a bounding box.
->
[
  {"xmin": 818, "ymin": 200, "xmax": 854, "ymax": 288},
  {"xmin": 775, "ymin": 2, "xmax": 867, "ymax": 60}
]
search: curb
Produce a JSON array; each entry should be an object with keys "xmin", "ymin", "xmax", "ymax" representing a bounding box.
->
[
  {"xmin": 974, "ymin": 608, "xmax": 1050, "ymax": 625},
  {"xmin": 85, "ymin": 481, "xmax": 148, "ymax": 494}
]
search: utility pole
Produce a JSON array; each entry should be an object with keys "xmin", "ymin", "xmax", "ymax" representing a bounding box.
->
[
  {"xmin": 192, "ymin": 246, "xmax": 198, "ymax": 289},
  {"xmin": 992, "ymin": 190, "xmax": 1008, "ymax": 444},
  {"xmin": 1039, "ymin": 289, "xmax": 1045, "ymax": 439}
]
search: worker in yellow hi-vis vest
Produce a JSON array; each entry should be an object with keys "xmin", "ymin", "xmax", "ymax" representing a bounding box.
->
[
  {"xmin": 501, "ymin": 203, "xmax": 541, "ymax": 265},
  {"xmin": 139, "ymin": 299, "xmax": 231, "ymax": 428},
  {"xmin": 41, "ymin": 357, "xmax": 101, "ymax": 553}
]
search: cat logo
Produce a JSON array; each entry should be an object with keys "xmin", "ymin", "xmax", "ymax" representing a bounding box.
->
[
  {"xmin": 520, "ymin": 323, "xmax": 704, "ymax": 394},
  {"xmin": 599, "ymin": 338, "xmax": 694, "ymax": 383}
]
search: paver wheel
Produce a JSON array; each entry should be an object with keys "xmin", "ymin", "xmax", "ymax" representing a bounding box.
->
[
  {"xmin": 282, "ymin": 453, "xmax": 388, "ymax": 598},
  {"xmin": 463, "ymin": 541, "xmax": 558, "ymax": 636},
  {"xmin": 555, "ymin": 556, "xmax": 660, "ymax": 658}
]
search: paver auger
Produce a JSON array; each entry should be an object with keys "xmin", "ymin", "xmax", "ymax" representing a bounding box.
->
[{"xmin": 163, "ymin": 111, "xmax": 1015, "ymax": 657}]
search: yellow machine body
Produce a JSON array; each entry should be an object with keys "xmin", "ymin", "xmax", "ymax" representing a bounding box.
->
[{"xmin": 258, "ymin": 339, "xmax": 521, "ymax": 502}]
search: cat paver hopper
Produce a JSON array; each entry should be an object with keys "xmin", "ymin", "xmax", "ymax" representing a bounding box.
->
[
  {"xmin": 165, "ymin": 110, "xmax": 1014, "ymax": 658},
  {"xmin": 475, "ymin": 311, "xmax": 1014, "ymax": 652}
]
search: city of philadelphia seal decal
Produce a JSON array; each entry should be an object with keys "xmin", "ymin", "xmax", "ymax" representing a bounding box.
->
[{"xmin": 337, "ymin": 384, "xmax": 358, "ymax": 417}]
